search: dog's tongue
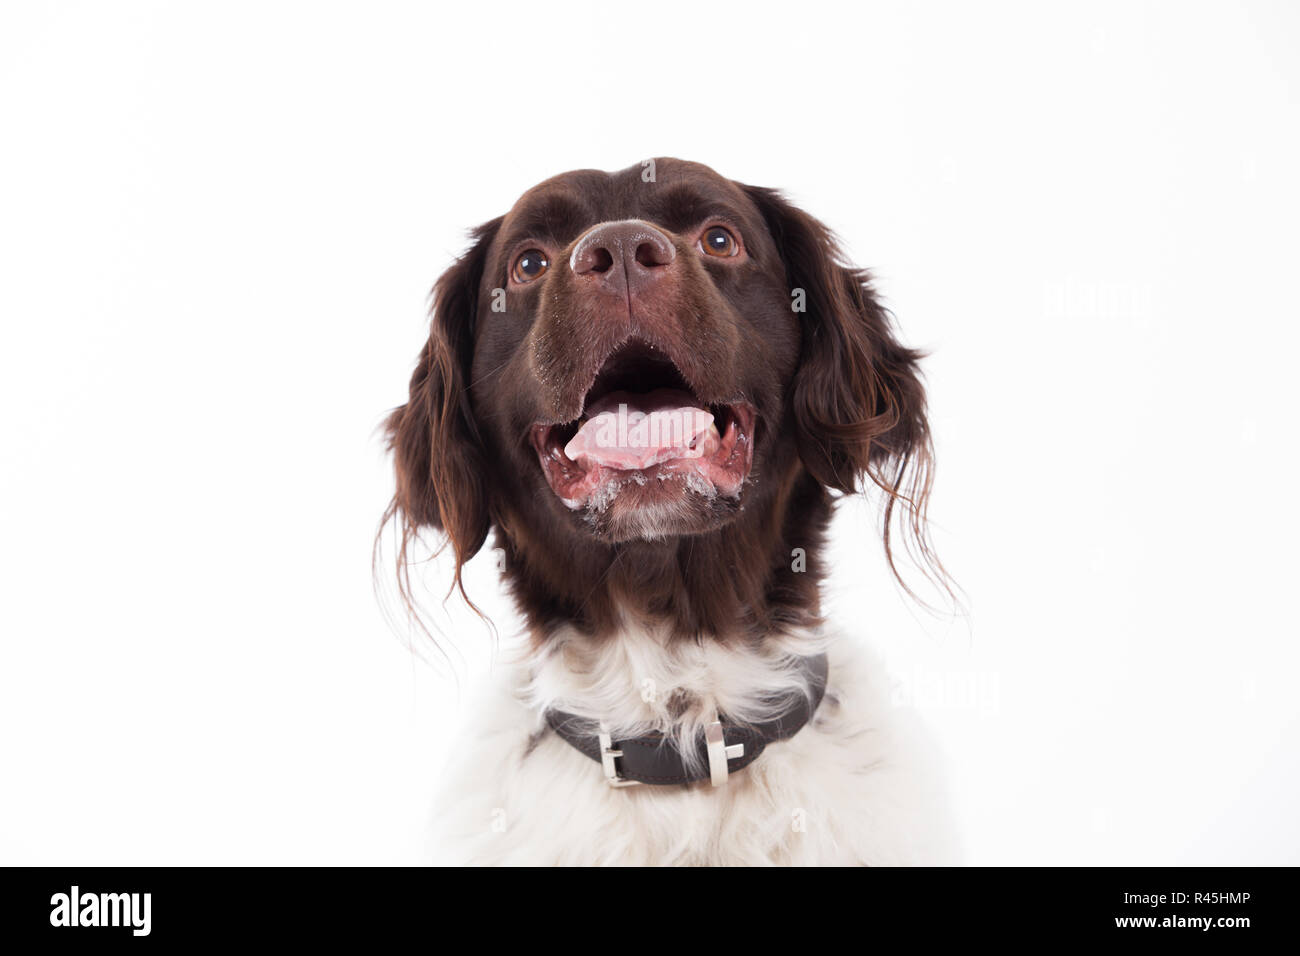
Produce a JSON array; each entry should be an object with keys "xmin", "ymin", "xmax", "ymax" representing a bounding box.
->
[{"xmin": 564, "ymin": 389, "xmax": 719, "ymax": 470}]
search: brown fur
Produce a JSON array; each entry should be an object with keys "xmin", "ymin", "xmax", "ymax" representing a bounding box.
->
[{"xmin": 380, "ymin": 159, "xmax": 945, "ymax": 644}]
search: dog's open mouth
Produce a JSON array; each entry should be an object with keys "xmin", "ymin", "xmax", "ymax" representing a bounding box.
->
[{"xmin": 530, "ymin": 342, "xmax": 756, "ymax": 511}]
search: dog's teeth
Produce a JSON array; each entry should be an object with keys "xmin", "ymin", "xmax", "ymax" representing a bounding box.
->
[{"xmin": 689, "ymin": 423, "xmax": 719, "ymax": 451}]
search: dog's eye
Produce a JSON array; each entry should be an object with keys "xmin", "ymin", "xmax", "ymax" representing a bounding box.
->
[
  {"xmin": 511, "ymin": 249, "xmax": 550, "ymax": 283},
  {"xmin": 700, "ymin": 226, "xmax": 739, "ymax": 258}
]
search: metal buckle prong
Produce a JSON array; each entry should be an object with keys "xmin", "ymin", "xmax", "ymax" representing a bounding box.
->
[
  {"xmin": 706, "ymin": 719, "xmax": 744, "ymax": 787},
  {"xmin": 598, "ymin": 723, "xmax": 641, "ymax": 788}
]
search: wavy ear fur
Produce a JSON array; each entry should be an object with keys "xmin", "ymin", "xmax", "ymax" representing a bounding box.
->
[
  {"xmin": 743, "ymin": 186, "xmax": 945, "ymax": 596},
  {"xmin": 382, "ymin": 218, "xmax": 501, "ymax": 600}
]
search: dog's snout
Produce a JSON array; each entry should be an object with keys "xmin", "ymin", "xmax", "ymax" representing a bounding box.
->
[{"xmin": 570, "ymin": 220, "xmax": 676, "ymax": 298}]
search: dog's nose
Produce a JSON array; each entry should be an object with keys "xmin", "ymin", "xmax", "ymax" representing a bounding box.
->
[{"xmin": 570, "ymin": 220, "xmax": 676, "ymax": 299}]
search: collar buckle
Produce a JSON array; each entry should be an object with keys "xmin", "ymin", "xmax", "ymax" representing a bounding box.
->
[
  {"xmin": 705, "ymin": 719, "xmax": 746, "ymax": 787},
  {"xmin": 598, "ymin": 723, "xmax": 642, "ymax": 788}
]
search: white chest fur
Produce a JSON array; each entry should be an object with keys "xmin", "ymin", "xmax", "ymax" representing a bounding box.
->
[{"xmin": 428, "ymin": 626, "xmax": 957, "ymax": 866}]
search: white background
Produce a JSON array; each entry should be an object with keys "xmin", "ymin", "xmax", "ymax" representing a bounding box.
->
[{"xmin": 2, "ymin": 1, "xmax": 1297, "ymax": 865}]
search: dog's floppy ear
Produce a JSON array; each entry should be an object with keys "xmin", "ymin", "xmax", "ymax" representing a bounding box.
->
[
  {"xmin": 743, "ymin": 186, "xmax": 940, "ymax": 588},
  {"xmin": 384, "ymin": 218, "xmax": 502, "ymax": 594}
]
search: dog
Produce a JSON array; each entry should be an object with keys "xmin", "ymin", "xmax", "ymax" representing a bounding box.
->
[{"xmin": 381, "ymin": 158, "xmax": 956, "ymax": 865}]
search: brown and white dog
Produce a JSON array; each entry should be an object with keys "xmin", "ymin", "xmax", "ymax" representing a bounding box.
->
[{"xmin": 382, "ymin": 159, "xmax": 956, "ymax": 865}]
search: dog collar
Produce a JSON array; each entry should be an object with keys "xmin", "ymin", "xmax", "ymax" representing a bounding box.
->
[{"xmin": 544, "ymin": 653, "xmax": 829, "ymax": 788}]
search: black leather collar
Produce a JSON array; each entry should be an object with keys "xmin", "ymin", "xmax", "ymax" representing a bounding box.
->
[{"xmin": 544, "ymin": 653, "xmax": 829, "ymax": 787}]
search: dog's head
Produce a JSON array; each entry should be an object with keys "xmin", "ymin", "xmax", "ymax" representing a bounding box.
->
[{"xmin": 385, "ymin": 159, "xmax": 937, "ymax": 638}]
